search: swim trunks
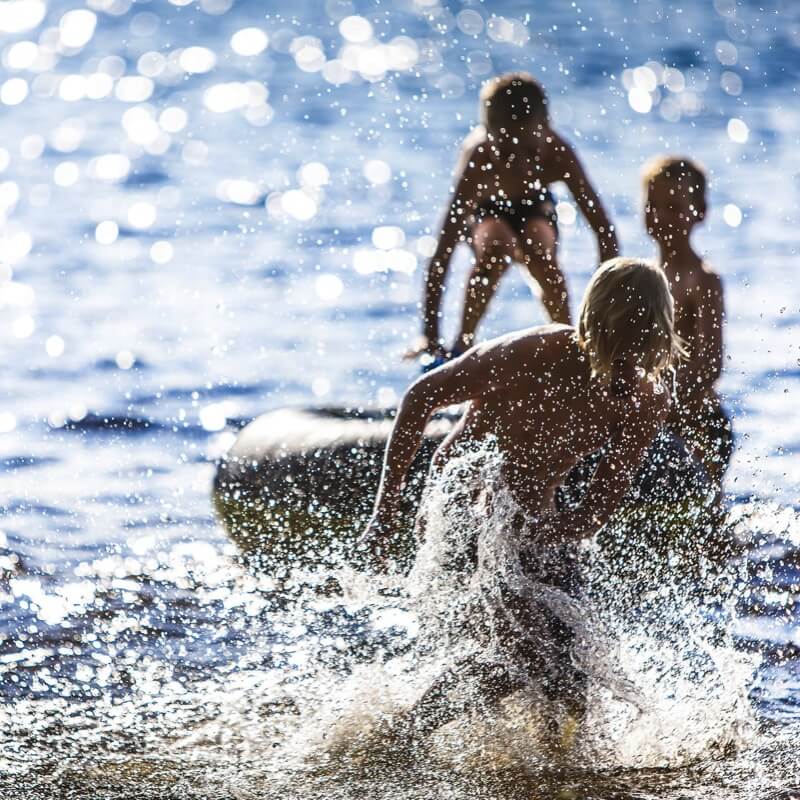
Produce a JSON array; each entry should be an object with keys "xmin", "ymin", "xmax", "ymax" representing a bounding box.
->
[{"xmin": 472, "ymin": 187, "xmax": 558, "ymax": 239}]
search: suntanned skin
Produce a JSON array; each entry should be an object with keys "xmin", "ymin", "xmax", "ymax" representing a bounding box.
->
[
  {"xmin": 409, "ymin": 124, "xmax": 619, "ymax": 359},
  {"xmin": 363, "ymin": 324, "xmax": 669, "ymax": 741},
  {"xmin": 645, "ymin": 178, "xmax": 726, "ymax": 482},
  {"xmin": 370, "ymin": 325, "xmax": 669, "ymax": 553}
]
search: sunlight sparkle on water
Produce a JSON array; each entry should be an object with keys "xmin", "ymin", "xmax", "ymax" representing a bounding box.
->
[
  {"xmin": 299, "ymin": 162, "xmax": 330, "ymax": 188},
  {"xmin": 311, "ymin": 376, "xmax": 331, "ymax": 397},
  {"xmin": 0, "ymin": 412, "xmax": 16, "ymax": 433},
  {"xmin": 315, "ymin": 273, "xmax": 343, "ymax": 302},
  {"xmin": 292, "ymin": 37, "xmax": 326, "ymax": 73},
  {"xmin": 13, "ymin": 314, "xmax": 35, "ymax": 338},
  {"xmin": 217, "ymin": 179, "xmax": 261, "ymax": 205},
  {"xmin": 281, "ymin": 189, "xmax": 317, "ymax": 221},
  {"xmin": 0, "ymin": 0, "xmax": 45, "ymax": 34},
  {"xmin": 204, "ymin": 82, "xmax": 249, "ymax": 113},
  {"xmin": 231, "ymin": 27, "xmax": 269, "ymax": 56},
  {"xmin": 457, "ymin": 9, "xmax": 485, "ymax": 35},
  {"xmin": 116, "ymin": 350, "xmax": 135, "ymax": 370},
  {"xmin": 45, "ymin": 335, "xmax": 65, "ymax": 357},
  {"xmin": 0, "ymin": 181, "xmax": 20, "ymax": 212},
  {"xmin": 150, "ymin": 240, "xmax": 173, "ymax": 264},
  {"xmin": 628, "ymin": 87, "xmax": 653, "ymax": 114},
  {"xmin": 59, "ymin": 9, "xmax": 97, "ymax": 50},
  {"xmin": 159, "ymin": 106, "xmax": 188, "ymax": 133},
  {"xmin": 372, "ymin": 225, "xmax": 406, "ymax": 250},
  {"xmin": 50, "ymin": 119, "xmax": 86, "ymax": 152},
  {"xmin": 556, "ymin": 201, "xmax": 577, "ymax": 225},
  {"xmin": 353, "ymin": 247, "xmax": 416, "ymax": 275},
  {"xmin": 0, "ymin": 229, "xmax": 32, "ymax": 263},
  {"xmin": 128, "ymin": 201, "xmax": 157, "ymax": 230},
  {"xmin": 363, "ymin": 159, "xmax": 392, "ymax": 185},
  {"xmin": 727, "ymin": 118, "xmax": 749, "ymax": 143},
  {"xmin": 53, "ymin": 162, "xmax": 79, "ymax": 188},
  {"xmin": 95, "ymin": 220, "xmax": 119, "ymax": 244},
  {"xmin": 339, "ymin": 15, "xmax": 373, "ymax": 43},
  {"xmin": 179, "ymin": 46, "xmax": 217, "ymax": 74},
  {"xmin": 5, "ymin": 41, "xmax": 39, "ymax": 70},
  {"xmin": 723, "ymin": 203, "xmax": 742, "ymax": 227},
  {"xmin": 115, "ymin": 76, "xmax": 154, "ymax": 102},
  {"xmin": 200, "ymin": 402, "xmax": 236, "ymax": 432},
  {"xmin": 1, "ymin": 78, "xmax": 29, "ymax": 106}
]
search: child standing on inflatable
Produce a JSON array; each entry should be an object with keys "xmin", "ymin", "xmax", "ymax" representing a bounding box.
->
[
  {"xmin": 642, "ymin": 156, "xmax": 732, "ymax": 490},
  {"xmin": 362, "ymin": 257, "xmax": 685, "ymax": 738},
  {"xmin": 407, "ymin": 72, "xmax": 619, "ymax": 370}
]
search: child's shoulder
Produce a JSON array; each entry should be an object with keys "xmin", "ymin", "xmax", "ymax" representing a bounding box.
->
[{"xmin": 461, "ymin": 126, "xmax": 492, "ymax": 159}]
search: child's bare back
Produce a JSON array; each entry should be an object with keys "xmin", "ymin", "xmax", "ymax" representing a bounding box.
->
[
  {"xmin": 411, "ymin": 73, "xmax": 619, "ymax": 365},
  {"xmin": 643, "ymin": 156, "xmax": 730, "ymax": 486},
  {"xmin": 435, "ymin": 325, "xmax": 664, "ymax": 512}
]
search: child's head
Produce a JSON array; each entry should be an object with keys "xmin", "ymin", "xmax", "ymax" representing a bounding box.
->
[
  {"xmin": 480, "ymin": 72, "xmax": 548, "ymax": 140},
  {"xmin": 642, "ymin": 156, "xmax": 707, "ymax": 243},
  {"xmin": 577, "ymin": 257, "xmax": 684, "ymax": 381}
]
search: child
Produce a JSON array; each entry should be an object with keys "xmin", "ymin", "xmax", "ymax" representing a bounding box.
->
[
  {"xmin": 407, "ymin": 72, "xmax": 619, "ymax": 368},
  {"xmin": 642, "ymin": 156, "xmax": 732, "ymax": 488},
  {"xmin": 362, "ymin": 258, "xmax": 684, "ymax": 738}
]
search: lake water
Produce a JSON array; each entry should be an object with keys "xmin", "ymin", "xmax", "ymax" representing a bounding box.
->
[{"xmin": 1, "ymin": 0, "xmax": 800, "ymax": 797}]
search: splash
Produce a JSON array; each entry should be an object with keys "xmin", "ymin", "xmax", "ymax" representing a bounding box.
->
[{"xmin": 290, "ymin": 440, "xmax": 758, "ymax": 782}]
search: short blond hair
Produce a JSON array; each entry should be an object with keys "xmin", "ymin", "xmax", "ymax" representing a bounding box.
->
[
  {"xmin": 642, "ymin": 155, "xmax": 707, "ymax": 217},
  {"xmin": 577, "ymin": 257, "xmax": 685, "ymax": 381},
  {"xmin": 479, "ymin": 72, "xmax": 548, "ymax": 135}
]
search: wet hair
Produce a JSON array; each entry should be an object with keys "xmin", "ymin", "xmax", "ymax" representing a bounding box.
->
[
  {"xmin": 577, "ymin": 257, "xmax": 686, "ymax": 381},
  {"xmin": 479, "ymin": 72, "xmax": 548, "ymax": 136},
  {"xmin": 642, "ymin": 155, "xmax": 707, "ymax": 219}
]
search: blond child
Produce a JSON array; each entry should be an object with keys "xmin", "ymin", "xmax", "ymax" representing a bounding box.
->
[
  {"xmin": 643, "ymin": 156, "xmax": 731, "ymax": 488},
  {"xmin": 362, "ymin": 257, "xmax": 683, "ymax": 738},
  {"xmin": 408, "ymin": 72, "xmax": 619, "ymax": 368}
]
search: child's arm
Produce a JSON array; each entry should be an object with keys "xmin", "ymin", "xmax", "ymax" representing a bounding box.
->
[
  {"xmin": 543, "ymin": 391, "xmax": 668, "ymax": 541},
  {"xmin": 362, "ymin": 337, "xmax": 521, "ymax": 553},
  {"xmin": 408, "ymin": 144, "xmax": 483, "ymax": 358},
  {"xmin": 555, "ymin": 135, "xmax": 619, "ymax": 262},
  {"xmin": 679, "ymin": 272, "xmax": 724, "ymax": 403}
]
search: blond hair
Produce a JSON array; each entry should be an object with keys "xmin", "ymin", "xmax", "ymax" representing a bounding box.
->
[
  {"xmin": 479, "ymin": 72, "xmax": 548, "ymax": 135},
  {"xmin": 577, "ymin": 257, "xmax": 685, "ymax": 381},
  {"xmin": 642, "ymin": 155, "xmax": 707, "ymax": 218}
]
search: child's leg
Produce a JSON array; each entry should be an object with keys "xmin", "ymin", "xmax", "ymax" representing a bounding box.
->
[
  {"xmin": 455, "ymin": 218, "xmax": 517, "ymax": 351},
  {"xmin": 520, "ymin": 218, "xmax": 570, "ymax": 324},
  {"xmin": 402, "ymin": 657, "xmax": 522, "ymax": 737}
]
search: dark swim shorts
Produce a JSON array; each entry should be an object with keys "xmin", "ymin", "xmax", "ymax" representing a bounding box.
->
[{"xmin": 472, "ymin": 188, "xmax": 558, "ymax": 239}]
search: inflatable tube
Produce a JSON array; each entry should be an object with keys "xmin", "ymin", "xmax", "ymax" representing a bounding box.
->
[{"xmin": 213, "ymin": 406, "xmax": 712, "ymax": 573}]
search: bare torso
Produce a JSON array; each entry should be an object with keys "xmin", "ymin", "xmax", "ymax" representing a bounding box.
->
[
  {"xmin": 434, "ymin": 326, "xmax": 659, "ymax": 513},
  {"xmin": 462, "ymin": 127, "xmax": 574, "ymax": 209}
]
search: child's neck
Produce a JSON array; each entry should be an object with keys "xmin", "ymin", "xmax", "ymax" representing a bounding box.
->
[{"xmin": 656, "ymin": 235, "xmax": 701, "ymax": 273}]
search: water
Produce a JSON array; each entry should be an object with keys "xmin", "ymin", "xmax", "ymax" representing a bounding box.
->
[{"xmin": 1, "ymin": 0, "xmax": 800, "ymax": 796}]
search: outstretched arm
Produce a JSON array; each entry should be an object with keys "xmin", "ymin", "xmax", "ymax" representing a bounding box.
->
[
  {"xmin": 558, "ymin": 137, "xmax": 619, "ymax": 263},
  {"xmin": 547, "ymin": 392, "xmax": 668, "ymax": 541},
  {"xmin": 365, "ymin": 336, "xmax": 529, "ymax": 553},
  {"xmin": 409, "ymin": 145, "xmax": 483, "ymax": 358}
]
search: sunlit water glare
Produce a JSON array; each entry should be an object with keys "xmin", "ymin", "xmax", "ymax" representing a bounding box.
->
[{"xmin": 1, "ymin": 0, "xmax": 800, "ymax": 797}]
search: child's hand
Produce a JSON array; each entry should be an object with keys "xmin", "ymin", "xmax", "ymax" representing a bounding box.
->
[
  {"xmin": 357, "ymin": 513, "xmax": 396, "ymax": 572},
  {"xmin": 403, "ymin": 335, "xmax": 446, "ymax": 361}
]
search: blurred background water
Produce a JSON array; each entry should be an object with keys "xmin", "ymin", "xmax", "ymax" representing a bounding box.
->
[{"xmin": 1, "ymin": 0, "xmax": 800, "ymax": 797}]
